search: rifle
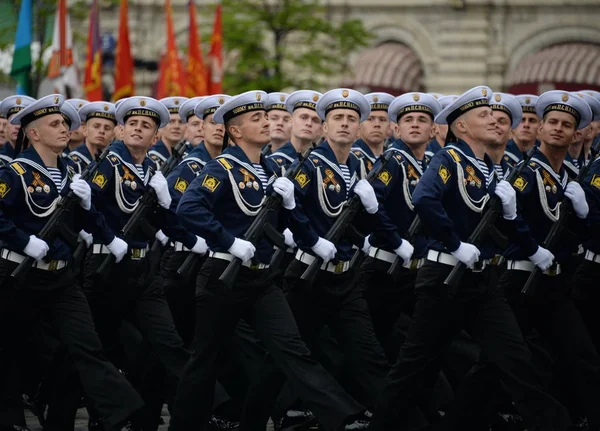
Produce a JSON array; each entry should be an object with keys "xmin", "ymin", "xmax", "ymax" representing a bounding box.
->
[
  {"xmin": 11, "ymin": 145, "xmax": 111, "ymax": 280},
  {"xmin": 442, "ymin": 147, "xmax": 536, "ymax": 293},
  {"xmin": 521, "ymin": 141, "xmax": 600, "ymax": 296},
  {"xmin": 386, "ymin": 213, "xmax": 422, "ymax": 279},
  {"xmin": 95, "ymin": 141, "xmax": 187, "ymax": 277},
  {"xmin": 215, "ymin": 148, "xmax": 313, "ymax": 289},
  {"xmin": 300, "ymin": 151, "xmax": 394, "ymax": 286}
]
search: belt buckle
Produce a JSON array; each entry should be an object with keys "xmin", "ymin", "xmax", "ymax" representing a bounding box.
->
[
  {"xmin": 334, "ymin": 262, "xmax": 345, "ymax": 274},
  {"xmin": 409, "ymin": 259, "xmax": 419, "ymax": 271},
  {"xmin": 545, "ymin": 263, "xmax": 559, "ymax": 276},
  {"xmin": 249, "ymin": 263, "xmax": 261, "ymax": 271},
  {"xmin": 491, "ymin": 255, "xmax": 501, "ymax": 266},
  {"xmin": 48, "ymin": 260, "xmax": 59, "ymax": 271},
  {"xmin": 131, "ymin": 249, "xmax": 142, "ymax": 259},
  {"xmin": 472, "ymin": 260, "xmax": 486, "ymax": 272}
]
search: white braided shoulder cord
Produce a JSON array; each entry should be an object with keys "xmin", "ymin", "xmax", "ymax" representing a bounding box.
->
[
  {"xmin": 19, "ymin": 175, "xmax": 61, "ymax": 218},
  {"xmin": 535, "ymin": 170, "xmax": 560, "ymax": 222},
  {"xmin": 456, "ymin": 162, "xmax": 489, "ymax": 213},
  {"xmin": 316, "ymin": 166, "xmax": 345, "ymax": 217},
  {"xmin": 226, "ymin": 170, "xmax": 265, "ymax": 216},
  {"xmin": 114, "ymin": 167, "xmax": 140, "ymax": 214},
  {"xmin": 400, "ymin": 163, "xmax": 414, "ymax": 211}
]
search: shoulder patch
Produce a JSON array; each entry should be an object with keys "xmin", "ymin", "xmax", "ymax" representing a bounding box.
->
[
  {"xmin": 353, "ymin": 150, "xmax": 363, "ymax": 158},
  {"xmin": 69, "ymin": 155, "xmax": 80, "ymax": 163},
  {"xmin": 10, "ymin": 162, "xmax": 26, "ymax": 176},
  {"xmin": 92, "ymin": 172, "xmax": 107, "ymax": 189},
  {"xmin": 108, "ymin": 155, "xmax": 121, "ymax": 167},
  {"xmin": 149, "ymin": 153, "xmax": 161, "ymax": 161},
  {"xmin": 295, "ymin": 170, "xmax": 310, "ymax": 188},
  {"xmin": 447, "ymin": 149, "xmax": 462, "ymax": 163},
  {"xmin": 217, "ymin": 158, "xmax": 233, "ymax": 170},
  {"xmin": 377, "ymin": 169, "xmax": 392, "ymax": 186},
  {"xmin": 591, "ymin": 174, "xmax": 600, "ymax": 190},
  {"xmin": 309, "ymin": 157, "xmax": 321, "ymax": 167},
  {"xmin": 0, "ymin": 180, "xmax": 10, "ymax": 198},
  {"xmin": 438, "ymin": 165, "xmax": 451, "ymax": 184},
  {"xmin": 513, "ymin": 176, "xmax": 528, "ymax": 192},
  {"xmin": 201, "ymin": 175, "xmax": 220, "ymax": 192},
  {"xmin": 174, "ymin": 177, "xmax": 189, "ymax": 193}
]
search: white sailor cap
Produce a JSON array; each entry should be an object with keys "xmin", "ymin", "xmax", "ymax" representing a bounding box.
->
[
  {"xmin": 0, "ymin": 95, "xmax": 36, "ymax": 118},
  {"xmin": 285, "ymin": 90, "xmax": 322, "ymax": 114},
  {"xmin": 66, "ymin": 98, "xmax": 89, "ymax": 111},
  {"xmin": 10, "ymin": 94, "xmax": 65, "ymax": 127},
  {"xmin": 179, "ymin": 97, "xmax": 206, "ymax": 123},
  {"xmin": 536, "ymin": 90, "xmax": 592, "ymax": 130},
  {"xmin": 316, "ymin": 88, "xmax": 370, "ymax": 122},
  {"xmin": 388, "ymin": 92, "xmax": 442, "ymax": 124},
  {"xmin": 194, "ymin": 95, "xmax": 232, "ymax": 120},
  {"xmin": 490, "ymin": 93, "xmax": 523, "ymax": 129},
  {"xmin": 428, "ymin": 92, "xmax": 445, "ymax": 100},
  {"xmin": 364, "ymin": 92, "xmax": 395, "ymax": 113},
  {"xmin": 435, "ymin": 86, "xmax": 493, "ymax": 125},
  {"xmin": 265, "ymin": 92, "xmax": 289, "ymax": 112},
  {"xmin": 437, "ymin": 95, "xmax": 459, "ymax": 111},
  {"xmin": 514, "ymin": 94, "xmax": 538, "ymax": 115},
  {"xmin": 115, "ymin": 96, "xmax": 171, "ymax": 129},
  {"xmin": 573, "ymin": 92, "xmax": 600, "ymax": 122},
  {"xmin": 60, "ymin": 99, "xmax": 82, "ymax": 131},
  {"xmin": 159, "ymin": 97, "xmax": 189, "ymax": 115},
  {"xmin": 579, "ymin": 89, "xmax": 600, "ymax": 105},
  {"xmin": 78, "ymin": 102, "xmax": 117, "ymax": 124},
  {"xmin": 213, "ymin": 90, "xmax": 267, "ymax": 124}
]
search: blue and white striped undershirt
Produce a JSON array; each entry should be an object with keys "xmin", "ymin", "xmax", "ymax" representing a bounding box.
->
[
  {"xmin": 135, "ymin": 164, "xmax": 145, "ymax": 180},
  {"xmin": 339, "ymin": 164, "xmax": 351, "ymax": 197},
  {"xmin": 253, "ymin": 164, "xmax": 269, "ymax": 192},
  {"xmin": 47, "ymin": 167, "xmax": 63, "ymax": 192},
  {"xmin": 476, "ymin": 159, "xmax": 493, "ymax": 186},
  {"xmin": 494, "ymin": 164, "xmax": 504, "ymax": 181}
]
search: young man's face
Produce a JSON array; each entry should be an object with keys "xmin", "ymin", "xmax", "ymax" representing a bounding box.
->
[
  {"xmin": 162, "ymin": 113, "xmax": 185, "ymax": 144},
  {"xmin": 490, "ymin": 110, "xmax": 512, "ymax": 147},
  {"xmin": 398, "ymin": 113, "xmax": 434, "ymax": 146},
  {"xmin": 84, "ymin": 118, "xmax": 116, "ymax": 148},
  {"xmin": 323, "ymin": 109, "xmax": 360, "ymax": 147},
  {"xmin": 268, "ymin": 110, "xmax": 292, "ymax": 143},
  {"xmin": 291, "ymin": 108, "xmax": 322, "ymax": 142},
  {"xmin": 360, "ymin": 111, "xmax": 389, "ymax": 146},
  {"xmin": 184, "ymin": 115, "xmax": 204, "ymax": 146},
  {"xmin": 538, "ymin": 111, "xmax": 577, "ymax": 149},
  {"xmin": 123, "ymin": 116, "xmax": 158, "ymax": 150},
  {"xmin": 512, "ymin": 112, "xmax": 539, "ymax": 144},
  {"xmin": 203, "ymin": 114, "xmax": 225, "ymax": 148}
]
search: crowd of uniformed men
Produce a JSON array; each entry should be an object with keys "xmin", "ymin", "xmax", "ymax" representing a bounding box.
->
[{"xmin": 0, "ymin": 83, "xmax": 599, "ymax": 431}]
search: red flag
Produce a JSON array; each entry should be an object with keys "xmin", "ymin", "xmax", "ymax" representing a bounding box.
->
[
  {"xmin": 156, "ymin": 0, "xmax": 186, "ymax": 98},
  {"xmin": 186, "ymin": 0, "xmax": 208, "ymax": 97},
  {"xmin": 83, "ymin": 0, "xmax": 102, "ymax": 101},
  {"xmin": 207, "ymin": 3, "xmax": 223, "ymax": 94},
  {"xmin": 112, "ymin": 0, "xmax": 134, "ymax": 101}
]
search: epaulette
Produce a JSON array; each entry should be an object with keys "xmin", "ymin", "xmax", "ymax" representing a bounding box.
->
[
  {"xmin": 526, "ymin": 160, "xmax": 541, "ymax": 172},
  {"xmin": 216, "ymin": 157, "xmax": 233, "ymax": 170},
  {"xmin": 148, "ymin": 153, "xmax": 161, "ymax": 162},
  {"xmin": 108, "ymin": 154, "xmax": 121, "ymax": 167},
  {"xmin": 186, "ymin": 160, "xmax": 204, "ymax": 174},
  {"xmin": 69, "ymin": 154, "xmax": 80, "ymax": 163},
  {"xmin": 447, "ymin": 148, "xmax": 462, "ymax": 163},
  {"xmin": 10, "ymin": 162, "xmax": 26, "ymax": 176},
  {"xmin": 308, "ymin": 156, "xmax": 321, "ymax": 168},
  {"xmin": 352, "ymin": 149, "xmax": 364, "ymax": 159}
]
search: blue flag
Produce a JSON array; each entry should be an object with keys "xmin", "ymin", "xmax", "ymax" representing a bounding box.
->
[{"xmin": 10, "ymin": 0, "xmax": 33, "ymax": 96}]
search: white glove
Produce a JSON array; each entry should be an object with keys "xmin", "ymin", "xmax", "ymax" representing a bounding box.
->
[
  {"xmin": 149, "ymin": 171, "xmax": 172, "ymax": 209},
  {"xmin": 155, "ymin": 230, "xmax": 169, "ymax": 246},
  {"xmin": 228, "ymin": 237, "xmax": 255, "ymax": 262},
  {"xmin": 273, "ymin": 177, "xmax": 296, "ymax": 210},
  {"xmin": 353, "ymin": 179, "xmax": 378, "ymax": 214},
  {"xmin": 450, "ymin": 242, "xmax": 481, "ymax": 269},
  {"xmin": 106, "ymin": 237, "xmax": 128, "ymax": 263},
  {"xmin": 494, "ymin": 180, "xmax": 517, "ymax": 220},
  {"xmin": 394, "ymin": 238, "xmax": 414, "ymax": 263},
  {"xmin": 564, "ymin": 182, "xmax": 589, "ymax": 219},
  {"xmin": 310, "ymin": 237, "xmax": 337, "ymax": 263},
  {"xmin": 283, "ymin": 228, "xmax": 296, "ymax": 248},
  {"xmin": 362, "ymin": 235, "xmax": 371, "ymax": 254},
  {"xmin": 70, "ymin": 174, "xmax": 92, "ymax": 211},
  {"xmin": 23, "ymin": 235, "xmax": 49, "ymax": 261},
  {"xmin": 528, "ymin": 246, "xmax": 554, "ymax": 271},
  {"xmin": 78, "ymin": 230, "xmax": 93, "ymax": 248},
  {"xmin": 190, "ymin": 236, "xmax": 208, "ymax": 255}
]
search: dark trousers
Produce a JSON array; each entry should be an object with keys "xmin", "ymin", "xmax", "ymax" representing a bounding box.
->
[
  {"xmin": 368, "ymin": 260, "xmax": 571, "ymax": 431},
  {"xmin": 84, "ymin": 251, "xmax": 191, "ymax": 429},
  {"xmin": 501, "ymin": 269, "xmax": 600, "ymax": 428},
  {"xmin": 168, "ymin": 258, "xmax": 364, "ymax": 431},
  {"xmin": 0, "ymin": 260, "xmax": 143, "ymax": 431},
  {"xmin": 575, "ymin": 260, "xmax": 600, "ymax": 353},
  {"xmin": 241, "ymin": 262, "xmax": 388, "ymax": 429}
]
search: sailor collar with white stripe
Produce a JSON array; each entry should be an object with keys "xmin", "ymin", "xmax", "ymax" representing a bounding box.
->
[
  {"xmin": 528, "ymin": 148, "xmax": 569, "ymax": 187},
  {"xmin": 312, "ymin": 140, "xmax": 361, "ymax": 183},
  {"xmin": 268, "ymin": 141, "xmax": 297, "ymax": 163},
  {"xmin": 68, "ymin": 143, "xmax": 93, "ymax": 165},
  {"xmin": 108, "ymin": 140, "xmax": 153, "ymax": 184},
  {"xmin": 183, "ymin": 141, "xmax": 213, "ymax": 166},
  {"xmin": 148, "ymin": 140, "xmax": 171, "ymax": 162},
  {"xmin": 216, "ymin": 144, "xmax": 273, "ymax": 186},
  {"xmin": 445, "ymin": 139, "xmax": 494, "ymax": 179},
  {"xmin": 386, "ymin": 142, "xmax": 425, "ymax": 176},
  {"xmin": 351, "ymin": 139, "xmax": 377, "ymax": 163},
  {"xmin": 11, "ymin": 145, "xmax": 69, "ymax": 192}
]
